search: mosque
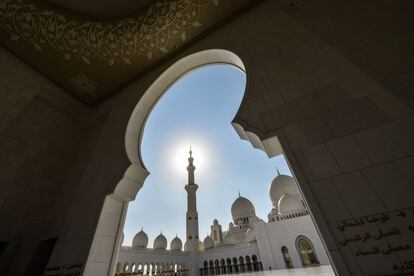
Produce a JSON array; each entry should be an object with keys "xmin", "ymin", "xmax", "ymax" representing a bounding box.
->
[
  {"xmin": 1, "ymin": 0, "xmax": 413, "ymax": 275},
  {"xmin": 115, "ymin": 150, "xmax": 329, "ymax": 275}
]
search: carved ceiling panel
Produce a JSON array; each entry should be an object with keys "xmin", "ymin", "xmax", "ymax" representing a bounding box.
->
[{"xmin": 0, "ymin": 0, "xmax": 253, "ymax": 104}]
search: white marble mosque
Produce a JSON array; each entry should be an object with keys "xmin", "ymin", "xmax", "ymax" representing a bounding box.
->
[{"xmin": 115, "ymin": 150, "xmax": 330, "ymax": 275}]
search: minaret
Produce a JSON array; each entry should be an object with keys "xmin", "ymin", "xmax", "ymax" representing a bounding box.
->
[{"xmin": 185, "ymin": 148, "xmax": 199, "ymax": 275}]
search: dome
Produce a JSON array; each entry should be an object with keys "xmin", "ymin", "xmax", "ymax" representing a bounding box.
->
[
  {"xmin": 132, "ymin": 229, "xmax": 148, "ymax": 248},
  {"xmin": 246, "ymin": 228, "xmax": 256, "ymax": 242},
  {"xmin": 213, "ymin": 219, "xmax": 219, "ymax": 225},
  {"xmin": 269, "ymin": 173, "xmax": 300, "ymax": 208},
  {"xmin": 231, "ymin": 196, "xmax": 256, "ymax": 222},
  {"xmin": 170, "ymin": 236, "xmax": 182, "ymax": 251},
  {"xmin": 153, "ymin": 233, "xmax": 167, "ymax": 250},
  {"xmin": 203, "ymin": 235, "xmax": 214, "ymax": 249},
  {"xmin": 278, "ymin": 193, "xmax": 305, "ymax": 216}
]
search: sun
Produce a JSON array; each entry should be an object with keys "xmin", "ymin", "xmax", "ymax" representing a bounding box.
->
[{"xmin": 172, "ymin": 143, "xmax": 208, "ymax": 176}]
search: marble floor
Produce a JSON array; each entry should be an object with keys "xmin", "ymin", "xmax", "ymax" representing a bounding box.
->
[{"xmin": 225, "ymin": 265, "xmax": 334, "ymax": 276}]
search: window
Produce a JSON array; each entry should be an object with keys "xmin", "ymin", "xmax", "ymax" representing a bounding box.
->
[{"xmin": 297, "ymin": 237, "xmax": 319, "ymax": 267}]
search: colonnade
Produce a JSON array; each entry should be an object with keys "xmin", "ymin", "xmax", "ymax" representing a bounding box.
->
[
  {"xmin": 115, "ymin": 262, "xmax": 187, "ymax": 275},
  {"xmin": 200, "ymin": 255, "xmax": 263, "ymax": 275}
]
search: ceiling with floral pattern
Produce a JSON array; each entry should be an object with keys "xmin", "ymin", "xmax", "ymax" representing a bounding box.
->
[{"xmin": 0, "ymin": 0, "xmax": 253, "ymax": 104}]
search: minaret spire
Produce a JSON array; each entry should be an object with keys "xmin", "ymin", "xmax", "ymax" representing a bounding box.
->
[{"xmin": 187, "ymin": 147, "xmax": 195, "ymax": 184}]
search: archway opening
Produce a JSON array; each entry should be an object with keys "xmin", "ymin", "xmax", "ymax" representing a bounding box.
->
[
  {"xmin": 297, "ymin": 236, "xmax": 320, "ymax": 267},
  {"xmin": 95, "ymin": 49, "xmax": 335, "ymax": 276},
  {"xmin": 281, "ymin": 246, "xmax": 293, "ymax": 269}
]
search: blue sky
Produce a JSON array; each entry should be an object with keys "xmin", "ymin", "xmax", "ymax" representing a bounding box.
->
[{"xmin": 122, "ymin": 65, "xmax": 292, "ymax": 247}]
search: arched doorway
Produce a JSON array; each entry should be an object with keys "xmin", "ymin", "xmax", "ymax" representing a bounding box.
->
[
  {"xmin": 239, "ymin": 256, "xmax": 245, "ymax": 272},
  {"xmin": 123, "ymin": 262, "xmax": 129, "ymax": 272},
  {"xmin": 82, "ymin": 49, "xmax": 251, "ymax": 276},
  {"xmin": 281, "ymin": 246, "xmax": 293, "ymax": 268},
  {"xmin": 84, "ymin": 47, "xmax": 330, "ymax": 276},
  {"xmin": 245, "ymin": 255, "xmax": 252, "ymax": 272},
  {"xmin": 252, "ymin": 255, "xmax": 259, "ymax": 271},
  {"xmin": 232, "ymin": 257, "xmax": 239, "ymax": 273},
  {"xmin": 226, "ymin": 258, "xmax": 232, "ymax": 274},
  {"xmin": 209, "ymin": 260, "xmax": 214, "ymax": 275},
  {"xmin": 203, "ymin": 261, "xmax": 208, "ymax": 275},
  {"xmin": 296, "ymin": 236, "xmax": 320, "ymax": 267},
  {"xmin": 220, "ymin": 259, "xmax": 226, "ymax": 274},
  {"xmin": 213, "ymin": 259, "xmax": 219, "ymax": 274}
]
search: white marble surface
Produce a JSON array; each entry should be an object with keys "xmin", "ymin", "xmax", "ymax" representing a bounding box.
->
[{"xmin": 226, "ymin": 265, "xmax": 335, "ymax": 276}]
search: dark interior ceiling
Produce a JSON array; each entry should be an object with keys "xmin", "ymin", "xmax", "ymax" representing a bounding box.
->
[
  {"xmin": 44, "ymin": 0, "xmax": 154, "ymax": 18},
  {"xmin": 0, "ymin": 0, "xmax": 255, "ymax": 105}
]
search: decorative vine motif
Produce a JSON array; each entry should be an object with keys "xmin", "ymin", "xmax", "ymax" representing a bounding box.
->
[
  {"xmin": 68, "ymin": 72, "xmax": 97, "ymax": 95},
  {"xmin": 0, "ymin": 0, "xmax": 216, "ymax": 65}
]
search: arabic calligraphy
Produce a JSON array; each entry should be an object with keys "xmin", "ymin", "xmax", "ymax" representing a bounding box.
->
[
  {"xmin": 355, "ymin": 244, "xmax": 411, "ymax": 256},
  {"xmin": 44, "ymin": 262, "xmax": 83, "ymax": 276},
  {"xmin": 337, "ymin": 213, "xmax": 392, "ymax": 232},
  {"xmin": 393, "ymin": 260, "xmax": 414, "ymax": 273},
  {"xmin": 335, "ymin": 208, "xmax": 414, "ymax": 274}
]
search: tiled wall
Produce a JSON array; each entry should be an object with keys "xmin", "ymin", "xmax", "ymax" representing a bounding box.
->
[
  {"xmin": 0, "ymin": 48, "xmax": 109, "ymax": 275},
  {"xmin": 288, "ymin": 0, "xmax": 414, "ymax": 110}
]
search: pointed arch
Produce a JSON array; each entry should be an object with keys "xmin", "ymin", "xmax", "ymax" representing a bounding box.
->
[
  {"xmin": 281, "ymin": 246, "xmax": 294, "ymax": 268},
  {"xmin": 296, "ymin": 235, "xmax": 320, "ymax": 267}
]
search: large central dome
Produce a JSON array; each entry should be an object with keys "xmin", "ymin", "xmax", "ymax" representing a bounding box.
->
[{"xmin": 231, "ymin": 196, "xmax": 256, "ymax": 222}]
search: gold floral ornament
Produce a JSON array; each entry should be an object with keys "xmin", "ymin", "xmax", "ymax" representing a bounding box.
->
[
  {"xmin": 0, "ymin": 0, "xmax": 213, "ymax": 65},
  {"xmin": 68, "ymin": 73, "xmax": 97, "ymax": 95}
]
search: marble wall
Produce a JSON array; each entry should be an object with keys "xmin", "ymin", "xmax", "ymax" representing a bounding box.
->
[{"xmin": 0, "ymin": 47, "xmax": 110, "ymax": 275}]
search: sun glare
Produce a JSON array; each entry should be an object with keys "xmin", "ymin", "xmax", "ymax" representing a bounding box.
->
[{"xmin": 172, "ymin": 142, "xmax": 208, "ymax": 176}]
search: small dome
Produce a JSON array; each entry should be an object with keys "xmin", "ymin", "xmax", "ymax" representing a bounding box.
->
[
  {"xmin": 231, "ymin": 196, "xmax": 256, "ymax": 222},
  {"xmin": 246, "ymin": 228, "xmax": 256, "ymax": 242},
  {"xmin": 213, "ymin": 219, "xmax": 219, "ymax": 225},
  {"xmin": 203, "ymin": 235, "xmax": 214, "ymax": 249},
  {"xmin": 170, "ymin": 236, "xmax": 182, "ymax": 251},
  {"xmin": 278, "ymin": 193, "xmax": 305, "ymax": 216},
  {"xmin": 153, "ymin": 233, "xmax": 167, "ymax": 250},
  {"xmin": 269, "ymin": 173, "xmax": 299, "ymax": 208},
  {"xmin": 132, "ymin": 229, "xmax": 148, "ymax": 248}
]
